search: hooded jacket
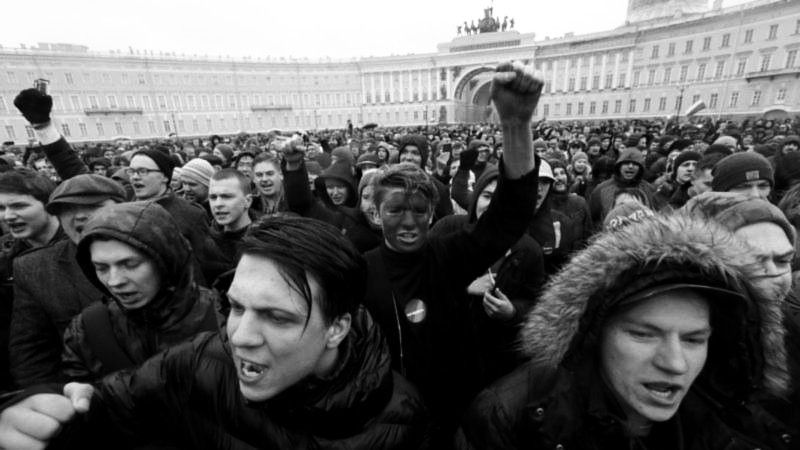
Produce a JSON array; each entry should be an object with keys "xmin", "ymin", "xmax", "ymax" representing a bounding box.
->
[
  {"xmin": 320, "ymin": 161, "xmax": 357, "ymax": 208},
  {"xmin": 456, "ymin": 213, "xmax": 794, "ymax": 449},
  {"xmin": 61, "ymin": 202, "xmax": 218, "ymax": 382},
  {"xmin": 50, "ymin": 308, "xmax": 430, "ymax": 449},
  {"xmin": 588, "ymin": 148, "xmax": 656, "ymax": 225}
]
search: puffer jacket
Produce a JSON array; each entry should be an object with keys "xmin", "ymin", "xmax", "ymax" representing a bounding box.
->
[
  {"xmin": 52, "ymin": 308, "xmax": 430, "ymax": 449},
  {"xmin": 61, "ymin": 201, "xmax": 219, "ymax": 382},
  {"xmin": 456, "ymin": 213, "xmax": 796, "ymax": 449}
]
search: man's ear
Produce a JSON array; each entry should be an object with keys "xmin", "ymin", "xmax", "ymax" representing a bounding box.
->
[
  {"xmin": 325, "ymin": 313, "xmax": 352, "ymax": 349},
  {"xmin": 244, "ymin": 193, "xmax": 253, "ymax": 208}
]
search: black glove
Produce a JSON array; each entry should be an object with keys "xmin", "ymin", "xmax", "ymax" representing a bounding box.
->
[
  {"xmin": 14, "ymin": 88, "xmax": 52, "ymax": 125},
  {"xmin": 459, "ymin": 147, "xmax": 478, "ymax": 170}
]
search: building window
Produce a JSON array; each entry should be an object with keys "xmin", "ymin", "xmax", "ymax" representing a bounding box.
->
[
  {"xmin": 692, "ymin": 94, "xmax": 701, "ymax": 104},
  {"xmin": 618, "ymin": 73, "xmax": 626, "ymax": 88},
  {"xmin": 543, "ymin": 104, "xmax": 550, "ymax": 116},
  {"xmin": 580, "ymin": 76, "xmax": 587, "ymax": 90},
  {"xmin": 96, "ymin": 122, "xmax": 104, "ymax": 136},
  {"xmin": 70, "ymin": 95, "xmax": 81, "ymax": 111},
  {"xmin": 206, "ymin": 118, "xmax": 213, "ymax": 131},
  {"xmin": 737, "ymin": 58, "xmax": 748, "ymax": 76},
  {"xmin": 729, "ymin": 91, "xmax": 739, "ymax": 108},
  {"xmin": 126, "ymin": 96, "xmax": 136, "ymax": 108},
  {"xmin": 768, "ymin": 24, "xmax": 778, "ymax": 40},
  {"xmin": 5, "ymin": 126, "xmax": 15, "ymax": 140},
  {"xmin": 796, "ymin": 19, "xmax": 800, "ymax": 34},
  {"xmin": 602, "ymin": 101, "xmax": 609, "ymax": 114},
  {"xmin": 614, "ymin": 100, "xmax": 622, "ymax": 114},
  {"xmin": 709, "ymin": 93, "xmax": 718, "ymax": 109},
  {"xmin": 664, "ymin": 67, "xmax": 672, "ymax": 84},
  {"xmin": 88, "ymin": 95, "xmax": 98, "ymax": 109},
  {"xmin": 142, "ymin": 96, "xmax": 152, "ymax": 110},
  {"xmin": 122, "ymin": 73, "xmax": 129, "ymax": 84},
  {"xmin": 589, "ymin": 102, "xmax": 596, "ymax": 114},
  {"xmin": 568, "ymin": 78, "xmax": 575, "ymax": 91},
  {"xmin": 115, "ymin": 122, "xmax": 123, "ymax": 135},
  {"xmin": 721, "ymin": 33, "xmax": 730, "ymax": 48},
  {"xmin": 107, "ymin": 95, "xmax": 117, "ymax": 109},
  {"xmin": 643, "ymin": 98, "xmax": 651, "ymax": 112},
  {"xmin": 566, "ymin": 103, "xmax": 573, "ymax": 115},
  {"xmin": 164, "ymin": 121, "xmax": 171, "ymax": 133},
  {"xmin": 760, "ymin": 54, "xmax": 772, "ymax": 72},
  {"xmin": 744, "ymin": 29, "xmax": 753, "ymax": 43},
  {"xmin": 752, "ymin": 90, "xmax": 761, "ymax": 106},
  {"xmin": 148, "ymin": 121, "xmax": 156, "ymax": 134},
  {"xmin": 776, "ymin": 88, "xmax": 787, "ymax": 104},
  {"xmin": 684, "ymin": 40, "xmax": 693, "ymax": 54},
  {"xmin": 714, "ymin": 61, "xmax": 725, "ymax": 79},
  {"xmin": 192, "ymin": 119, "xmax": 199, "ymax": 132},
  {"xmin": 65, "ymin": 73, "xmax": 73, "ymax": 84},
  {"xmin": 648, "ymin": 69, "xmax": 656, "ymax": 85},
  {"xmin": 592, "ymin": 75, "xmax": 600, "ymax": 90},
  {"xmin": 702, "ymin": 37, "xmax": 711, "ymax": 51},
  {"xmin": 138, "ymin": 74, "xmax": 146, "ymax": 85},
  {"xmin": 25, "ymin": 126, "xmax": 34, "ymax": 139},
  {"xmin": 696, "ymin": 63, "xmax": 706, "ymax": 81},
  {"xmin": 667, "ymin": 43, "xmax": 675, "ymax": 57},
  {"xmin": 605, "ymin": 74, "xmax": 613, "ymax": 89},
  {"xmin": 577, "ymin": 102, "xmax": 584, "ymax": 115},
  {"xmin": 679, "ymin": 65, "xmax": 688, "ymax": 82},
  {"xmin": 786, "ymin": 50, "xmax": 798, "ymax": 68},
  {"xmin": 651, "ymin": 45, "xmax": 659, "ymax": 59},
  {"xmin": 633, "ymin": 71, "xmax": 640, "ymax": 87},
  {"xmin": 554, "ymin": 103, "xmax": 561, "ymax": 115},
  {"xmin": 629, "ymin": 99, "xmax": 636, "ymax": 113},
  {"xmin": 79, "ymin": 123, "xmax": 87, "ymax": 137}
]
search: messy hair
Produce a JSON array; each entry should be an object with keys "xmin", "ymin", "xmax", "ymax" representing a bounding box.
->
[{"xmin": 372, "ymin": 162, "xmax": 439, "ymax": 208}]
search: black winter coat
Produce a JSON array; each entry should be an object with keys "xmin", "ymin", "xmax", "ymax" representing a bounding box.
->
[
  {"xmin": 10, "ymin": 240, "xmax": 104, "ymax": 387},
  {"xmin": 51, "ymin": 308, "xmax": 430, "ymax": 449}
]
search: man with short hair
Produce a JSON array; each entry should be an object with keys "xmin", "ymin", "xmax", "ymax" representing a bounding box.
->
[
  {"xmin": 9, "ymin": 174, "xmax": 126, "ymax": 386},
  {"xmin": 208, "ymin": 169, "xmax": 253, "ymax": 266},
  {"xmin": 0, "ymin": 169, "xmax": 62, "ymax": 391},
  {"xmin": 0, "ymin": 216, "xmax": 429, "ymax": 449},
  {"xmin": 712, "ymin": 152, "xmax": 774, "ymax": 200}
]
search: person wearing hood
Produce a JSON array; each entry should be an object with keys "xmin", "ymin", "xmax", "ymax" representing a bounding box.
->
[
  {"xmin": 396, "ymin": 134, "xmax": 454, "ymax": 222},
  {"xmin": 456, "ymin": 213, "xmax": 796, "ymax": 449},
  {"xmin": 588, "ymin": 146, "xmax": 656, "ymax": 226},
  {"xmin": 9, "ymin": 175, "xmax": 126, "ymax": 387},
  {"xmin": 0, "ymin": 217, "xmax": 429, "ymax": 450},
  {"xmin": 567, "ymin": 150, "xmax": 592, "ymax": 197},
  {"xmin": 60, "ymin": 201, "xmax": 219, "ymax": 382},
  {"xmin": 467, "ymin": 139, "xmax": 493, "ymax": 180},
  {"xmin": 769, "ymin": 134, "xmax": 800, "ymax": 200},
  {"xmin": 431, "ymin": 164, "xmax": 546, "ymax": 388},
  {"xmin": 320, "ymin": 161, "xmax": 357, "ymax": 208},
  {"xmin": 654, "ymin": 150, "xmax": 701, "ymax": 211},
  {"xmin": 549, "ymin": 159, "xmax": 593, "ymax": 245}
]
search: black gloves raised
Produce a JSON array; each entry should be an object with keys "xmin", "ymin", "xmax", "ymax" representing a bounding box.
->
[{"xmin": 14, "ymin": 88, "xmax": 52, "ymax": 125}]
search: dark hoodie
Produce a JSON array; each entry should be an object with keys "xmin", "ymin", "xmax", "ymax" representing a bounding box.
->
[
  {"xmin": 457, "ymin": 214, "xmax": 794, "ymax": 449},
  {"xmin": 588, "ymin": 148, "xmax": 656, "ymax": 225},
  {"xmin": 61, "ymin": 202, "xmax": 218, "ymax": 382},
  {"xmin": 320, "ymin": 161, "xmax": 357, "ymax": 208},
  {"xmin": 397, "ymin": 134, "xmax": 454, "ymax": 221}
]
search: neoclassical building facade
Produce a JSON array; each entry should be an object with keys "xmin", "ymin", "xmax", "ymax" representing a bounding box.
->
[{"xmin": 0, "ymin": 0, "xmax": 798, "ymax": 143}]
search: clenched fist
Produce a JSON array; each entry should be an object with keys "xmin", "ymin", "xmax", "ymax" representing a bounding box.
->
[
  {"xmin": 14, "ymin": 88, "xmax": 53, "ymax": 125},
  {"xmin": 491, "ymin": 61, "xmax": 543, "ymax": 127}
]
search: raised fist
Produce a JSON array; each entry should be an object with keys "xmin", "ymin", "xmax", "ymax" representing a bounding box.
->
[
  {"xmin": 14, "ymin": 88, "xmax": 53, "ymax": 125},
  {"xmin": 279, "ymin": 137, "xmax": 307, "ymax": 165},
  {"xmin": 491, "ymin": 61, "xmax": 543, "ymax": 126},
  {"xmin": 459, "ymin": 147, "xmax": 479, "ymax": 170}
]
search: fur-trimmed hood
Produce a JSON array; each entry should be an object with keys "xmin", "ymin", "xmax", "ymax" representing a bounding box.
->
[{"xmin": 521, "ymin": 212, "xmax": 790, "ymax": 398}]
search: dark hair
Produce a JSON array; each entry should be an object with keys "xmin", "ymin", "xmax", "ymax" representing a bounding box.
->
[
  {"xmin": 240, "ymin": 216, "xmax": 366, "ymax": 325},
  {"xmin": 373, "ymin": 162, "xmax": 439, "ymax": 208},
  {"xmin": 211, "ymin": 168, "xmax": 252, "ymax": 195},
  {"xmin": 0, "ymin": 168, "xmax": 56, "ymax": 205}
]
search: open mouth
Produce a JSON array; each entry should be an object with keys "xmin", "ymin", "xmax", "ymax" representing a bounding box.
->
[
  {"xmin": 238, "ymin": 358, "xmax": 267, "ymax": 381},
  {"xmin": 643, "ymin": 382, "xmax": 681, "ymax": 403},
  {"xmin": 132, "ymin": 183, "xmax": 146, "ymax": 190},
  {"xmin": 7, "ymin": 222, "xmax": 26, "ymax": 233},
  {"xmin": 397, "ymin": 233, "xmax": 418, "ymax": 244}
]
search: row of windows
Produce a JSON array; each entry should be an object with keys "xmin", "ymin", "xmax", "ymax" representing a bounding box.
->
[
  {"xmin": 649, "ymin": 20, "xmax": 800, "ymax": 60},
  {"xmin": 538, "ymin": 88, "xmax": 790, "ymax": 117},
  {"xmin": 3, "ymin": 70, "xmax": 359, "ymax": 88}
]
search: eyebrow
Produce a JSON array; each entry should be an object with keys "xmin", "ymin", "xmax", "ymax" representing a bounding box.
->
[
  {"xmin": 622, "ymin": 320, "xmax": 712, "ymax": 335},
  {"xmin": 227, "ymin": 292, "xmax": 305, "ymax": 316}
]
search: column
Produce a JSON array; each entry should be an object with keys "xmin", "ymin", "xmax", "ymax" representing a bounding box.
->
[
  {"xmin": 427, "ymin": 69, "xmax": 433, "ymax": 100},
  {"xmin": 417, "ymin": 69, "xmax": 423, "ymax": 102},
  {"xmin": 588, "ymin": 56, "xmax": 595, "ymax": 90},
  {"xmin": 563, "ymin": 58, "xmax": 571, "ymax": 92},
  {"xmin": 361, "ymin": 75, "xmax": 367, "ymax": 105},
  {"xmin": 613, "ymin": 53, "xmax": 621, "ymax": 87},
  {"xmin": 407, "ymin": 70, "xmax": 413, "ymax": 102},
  {"xmin": 389, "ymin": 71, "xmax": 395, "ymax": 103},
  {"xmin": 379, "ymin": 73, "xmax": 386, "ymax": 104},
  {"xmin": 626, "ymin": 50, "xmax": 635, "ymax": 88},
  {"xmin": 370, "ymin": 74, "xmax": 376, "ymax": 104},
  {"xmin": 398, "ymin": 71, "xmax": 404, "ymax": 102},
  {"xmin": 445, "ymin": 67, "xmax": 452, "ymax": 100},
  {"xmin": 600, "ymin": 54, "xmax": 608, "ymax": 90},
  {"xmin": 550, "ymin": 60, "xmax": 558, "ymax": 94}
]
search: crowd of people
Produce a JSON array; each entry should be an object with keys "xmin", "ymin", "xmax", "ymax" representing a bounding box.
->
[{"xmin": 0, "ymin": 60, "xmax": 798, "ymax": 449}]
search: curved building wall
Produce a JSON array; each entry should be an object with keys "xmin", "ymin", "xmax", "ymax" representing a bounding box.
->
[{"xmin": 0, "ymin": 0, "xmax": 797, "ymax": 143}]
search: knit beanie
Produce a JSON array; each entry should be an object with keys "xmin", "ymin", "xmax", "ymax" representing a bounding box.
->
[
  {"xmin": 603, "ymin": 202, "xmax": 655, "ymax": 232},
  {"xmin": 715, "ymin": 199, "xmax": 796, "ymax": 244},
  {"xmin": 671, "ymin": 151, "xmax": 702, "ymax": 181},
  {"xmin": 704, "ymin": 144, "xmax": 734, "ymax": 159},
  {"xmin": 713, "ymin": 135, "xmax": 738, "ymax": 148},
  {"xmin": 133, "ymin": 149, "xmax": 176, "ymax": 182},
  {"xmin": 572, "ymin": 151, "xmax": 588, "ymax": 163},
  {"xmin": 626, "ymin": 133, "xmax": 643, "ymax": 148},
  {"xmin": 397, "ymin": 134, "xmax": 430, "ymax": 167},
  {"xmin": 181, "ymin": 158, "xmax": 215, "ymax": 188},
  {"xmin": 331, "ymin": 146, "xmax": 355, "ymax": 166},
  {"xmin": 712, "ymin": 152, "xmax": 774, "ymax": 192},
  {"xmin": 214, "ymin": 144, "xmax": 235, "ymax": 164},
  {"xmin": 533, "ymin": 140, "xmax": 548, "ymax": 152}
]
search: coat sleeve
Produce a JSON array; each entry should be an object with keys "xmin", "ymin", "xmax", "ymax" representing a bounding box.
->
[
  {"xmin": 454, "ymin": 388, "xmax": 520, "ymax": 450},
  {"xmin": 435, "ymin": 161, "xmax": 539, "ymax": 289},
  {"xmin": 41, "ymin": 137, "xmax": 90, "ymax": 180},
  {"xmin": 450, "ymin": 168, "xmax": 472, "ymax": 211},
  {"xmin": 60, "ymin": 314, "xmax": 104, "ymax": 383},
  {"xmin": 9, "ymin": 261, "xmax": 64, "ymax": 386}
]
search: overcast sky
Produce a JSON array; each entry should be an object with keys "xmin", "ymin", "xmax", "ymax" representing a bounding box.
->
[{"xmin": 1, "ymin": 0, "xmax": 752, "ymax": 59}]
